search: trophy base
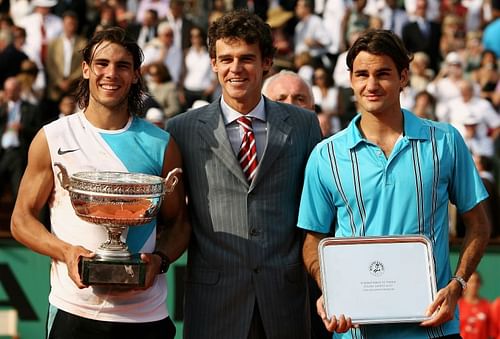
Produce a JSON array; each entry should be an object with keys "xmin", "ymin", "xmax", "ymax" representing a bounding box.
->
[{"xmin": 79, "ymin": 254, "xmax": 146, "ymax": 287}]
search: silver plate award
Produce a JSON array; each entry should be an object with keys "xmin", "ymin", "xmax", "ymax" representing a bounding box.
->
[{"xmin": 318, "ymin": 235, "xmax": 437, "ymax": 325}]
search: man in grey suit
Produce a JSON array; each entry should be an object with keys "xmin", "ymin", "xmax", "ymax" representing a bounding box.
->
[{"xmin": 166, "ymin": 10, "xmax": 322, "ymax": 339}]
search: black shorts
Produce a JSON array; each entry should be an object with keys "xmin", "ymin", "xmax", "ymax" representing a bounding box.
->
[{"xmin": 47, "ymin": 308, "xmax": 176, "ymax": 339}]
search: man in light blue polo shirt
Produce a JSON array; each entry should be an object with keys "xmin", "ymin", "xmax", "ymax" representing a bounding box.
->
[{"xmin": 298, "ymin": 29, "xmax": 491, "ymax": 339}]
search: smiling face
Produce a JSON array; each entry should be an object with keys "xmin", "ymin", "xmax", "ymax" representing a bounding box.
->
[
  {"xmin": 350, "ymin": 51, "xmax": 408, "ymax": 117},
  {"xmin": 211, "ymin": 38, "xmax": 272, "ymax": 113},
  {"xmin": 82, "ymin": 41, "xmax": 139, "ymax": 115}
]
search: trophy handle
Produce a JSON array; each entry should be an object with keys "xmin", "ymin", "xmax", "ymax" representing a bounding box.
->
[
  {"xmin": 165, "ymin": 168, "xmax": 182, "ymax": 193},
  {"xmin": 53, "ymin": 162, "xmax": 71, "ymax": 190}
]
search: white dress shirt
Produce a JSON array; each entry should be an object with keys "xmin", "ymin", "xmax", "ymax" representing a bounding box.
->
[
  {"xmin": 18, "ymin": 12, "xmax": 63, "ymax": 68},
  {"xmin": 221, "ymin": 96, "xmax": 267, "ymax": 161},
  {"xmin": 62, "ymin": 36, "xmax": 75, "ymax": 78},
  {"xmin": 294, "ymin": 14, "xmax": 331, "ymax": 58}
]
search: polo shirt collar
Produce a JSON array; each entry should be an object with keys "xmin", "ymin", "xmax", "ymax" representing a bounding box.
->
[
  {"xmin": 402, "ymin": 108, "xmax": 431, "ymax": 141},
  {"xmin": 345, "ymin": 109, "xmax": 430, "ymax": 149}
]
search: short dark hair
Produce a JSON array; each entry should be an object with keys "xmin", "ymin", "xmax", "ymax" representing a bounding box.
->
[
  {"xmin": 75, "ymin": 27, "xmax": 146, "ymax": 115},
  {"xmin": 145, "ymin": 8, "xmax": 159, "ymax": 19},
  {"xmin": 346, "ymin": 29, "xmax": 412, "ymax": 75},
  {"xmin": 62, "ymin": 10, "xmax": 79, "ymax": 21},
  {"xmin": 208, "ymin": 10, "xmax": 276, "ymax": 61}
]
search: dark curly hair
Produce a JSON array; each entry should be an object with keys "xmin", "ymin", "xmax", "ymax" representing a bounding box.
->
[
  {"xmin": 74, "ymin": 27, "xmax": 146, "ymax": 115},
  {"xmin": 346, "ymin": 29, "xmax": 413, "ymax": 75},
  {"xmin": 208, "ymin": 10, "xmax": 276, "ymax": 62}
]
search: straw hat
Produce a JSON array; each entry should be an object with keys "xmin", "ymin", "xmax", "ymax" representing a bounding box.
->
[
  {"xmin": 32, "ymin": 0, "xmax": 58, "ymax": 7},
  {"xmin": 266, "ymin": 6, "xmax": 294, "ymax": 28}
]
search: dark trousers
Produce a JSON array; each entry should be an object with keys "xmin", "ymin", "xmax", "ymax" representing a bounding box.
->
[
  {"xmin": 247, "ymin": 301, "xmax": 266, "ymax": 339},
  {"xmin": 308, "ymin": 275, "xmax": 331, "ymax": 339},
  {"xmin": 47, "ymin": 308, "xmax": 176, "ymax": 339}
]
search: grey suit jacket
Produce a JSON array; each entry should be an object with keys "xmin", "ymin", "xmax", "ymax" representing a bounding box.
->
[{"xmin": 167, "ymin": 97, "xmax": 322, "ymax": 339}]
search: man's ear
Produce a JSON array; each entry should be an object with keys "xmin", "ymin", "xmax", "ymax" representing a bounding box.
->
[
  {"xmin": 262, "ymin": 57, "xmax": 273, "ymax": 73},
  {"xmin": 82, "ymin": 62, "xmax": 90, "ymax": 79},
  {"xmin": 211, "ymin": 58, "xmax": 218, "ymax": 73},
  {"xmin": 133, "ymin": 70, "xmax": 140, "ymax": 84},
  {"xmin": 400, "ymin": 68, "xmax": 409, "ymax": 89}
]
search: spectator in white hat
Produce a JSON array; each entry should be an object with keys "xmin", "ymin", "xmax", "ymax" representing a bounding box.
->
[
  {"xmin": 427, "ymin": 51, "xmax": 469, "ymax": 122},
  {"xmin": 17, "ymin": 0, "xmax": 62, "ymax": 69}
]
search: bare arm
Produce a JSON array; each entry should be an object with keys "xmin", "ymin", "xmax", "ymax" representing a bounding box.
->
[
  {"xmin": 303, "ymin": 231, "xmax": 352, "ymax": 333},
  {"xmin": 303, "ymin": 231, "xmax": 326, "ymax": 287},
  {"xmin": 421, "ymin": 201, "xmax": 491, "ymax": 326},
  {"xmin": 10, "ymin": 129, "xmax": 94, "ymax": 288},
  {"xmin": 156, "ymin": 137, "xmax": 191, "ymax": 261},
  {"xmin": 141, "ymin": 137, "xmax": 191, "ymax": 287}
]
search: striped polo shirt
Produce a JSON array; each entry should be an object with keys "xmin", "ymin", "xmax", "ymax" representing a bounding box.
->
[{"xmin": 298, "ymin": 109, "xmax": 488, "ymax": 338}]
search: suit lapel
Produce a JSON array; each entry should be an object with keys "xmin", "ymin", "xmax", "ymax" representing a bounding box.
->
[
  {"xmin": 197, "ymin": 101, "xmax": 249, "ymax": 186},
  {"xmin": 250, "ymin": 99, "xmax": 291, "ymax": 191},
  {"xmin": 196, "ymin": 99, "xmax": 292, "ymax": 189}
]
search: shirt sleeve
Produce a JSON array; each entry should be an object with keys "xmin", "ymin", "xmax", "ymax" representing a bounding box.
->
[{"xmin": 297, "ymin": 143, "xmax": 336, "ymax": 233}]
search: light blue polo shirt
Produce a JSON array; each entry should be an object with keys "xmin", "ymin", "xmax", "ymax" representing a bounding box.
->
[{"xmin": 298, "ymin": 109, "xmax": 488, "ymax": 338}]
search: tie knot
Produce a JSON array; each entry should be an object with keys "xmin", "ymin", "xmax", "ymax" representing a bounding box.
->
[{"xmin": 237, "ymin": 116, "xmax": 253, "ymax": 132}]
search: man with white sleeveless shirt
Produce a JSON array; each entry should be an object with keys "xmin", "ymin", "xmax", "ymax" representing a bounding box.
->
[{"xmin": 11, "ymin": 27, "xmax": 190, "ymax": 339}]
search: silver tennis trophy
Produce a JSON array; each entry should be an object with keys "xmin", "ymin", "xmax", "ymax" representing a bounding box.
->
[{"xmin": 54, "ymin": 163, "xmax": 181, "ymax": 287}]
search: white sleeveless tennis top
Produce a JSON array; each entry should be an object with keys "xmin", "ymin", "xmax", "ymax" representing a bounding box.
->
[{"xmin": 44, "ymin": 111, "xmax": 170, "ymax": 322}]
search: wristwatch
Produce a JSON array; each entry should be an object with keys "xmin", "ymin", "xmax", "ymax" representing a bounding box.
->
[
  {"xmin": 153, "ymin": 251, "xmax": 171, "ymax": 274},
  {"xmin": 450, "ymin": 275, "xmax": 467, "ymax": 291}
]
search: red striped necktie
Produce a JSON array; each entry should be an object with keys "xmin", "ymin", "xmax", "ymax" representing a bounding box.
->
[
  {"xmin": 237, "ymin": 116, "xmax": 258, "ymax": 182},
  {"xmin": 40, "ymin": 19, "xmax": 47, "ymax": 65}
]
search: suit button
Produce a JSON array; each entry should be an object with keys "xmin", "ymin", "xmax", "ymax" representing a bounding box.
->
[
  {"xmin": 253, "ymin": 268, "xmax": 260, "ymax": 273},
  {"xmin": 249, "ymin": 228, "xmax": 259, "ymax": 237}
]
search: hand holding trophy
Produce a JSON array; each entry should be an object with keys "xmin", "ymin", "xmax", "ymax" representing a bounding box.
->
[{"xmin": 54, "ymin": 163, "xmax": 181, "ymax": 287}]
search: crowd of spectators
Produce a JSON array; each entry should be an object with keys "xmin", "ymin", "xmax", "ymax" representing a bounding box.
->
[{"xmin": 0, "ymin": 0, "xmax": 499, "ymax": 237}]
